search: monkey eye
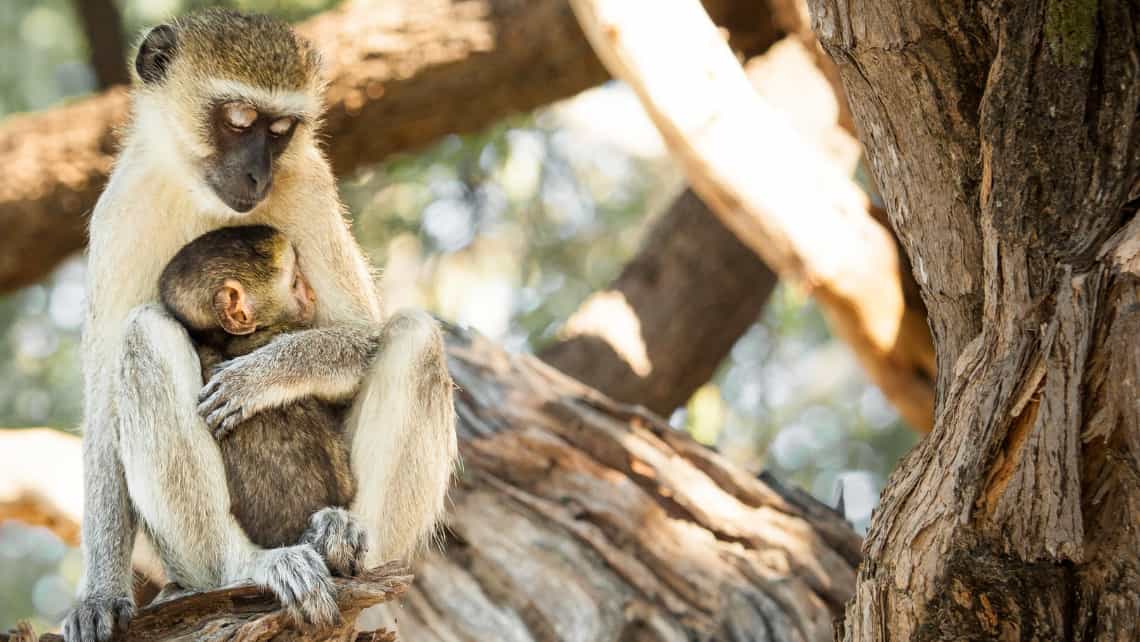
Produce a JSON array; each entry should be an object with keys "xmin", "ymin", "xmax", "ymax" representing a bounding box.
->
[
  {"xmin": 269, "ymin": 117, "xmax": 296, "ymax": 137},
  {"xmin": 223, "ymin": 102, "xmax": 257, "ymax": 130}
]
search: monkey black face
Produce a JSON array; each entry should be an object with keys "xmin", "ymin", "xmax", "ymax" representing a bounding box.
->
[
  {"xmin": 134, "ymin": 24, "xmax": 301, "ymax": 214},
  {"xmin": 203, "ymin": 102, "xmax": 298, "ymax": 213}
]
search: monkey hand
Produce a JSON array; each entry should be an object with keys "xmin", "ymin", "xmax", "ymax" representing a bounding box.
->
[
  {"xmin": 197, "ymin": 352, "xmax": 275, "ymax": 438},
  {"xmin": 301, "ymin": 507, "xmax": 369, "ymax": 577},
  {"xmin": 60, "ymin": 593, "xmax": 134, "ymax": 642},
  {"xmin": 251, "ymin": 544, "xmax": 341, "ymax": 628}
]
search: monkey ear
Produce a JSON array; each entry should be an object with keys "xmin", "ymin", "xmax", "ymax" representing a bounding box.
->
[
  {"xmin": 214, "ymin": 279, "xmax": 257, "ymax": 335},
  {"xmin": 136, "ymin": 24, "xmax": 177, "ymax": 85}
]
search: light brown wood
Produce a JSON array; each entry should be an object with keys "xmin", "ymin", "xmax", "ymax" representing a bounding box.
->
[
  {"xmin": 0, "ymin": 563, "xmax": 409, "ymax": 642},
  {"xmin": 567, "ymin": 0, "xmax": 935, "ymax": 430}
]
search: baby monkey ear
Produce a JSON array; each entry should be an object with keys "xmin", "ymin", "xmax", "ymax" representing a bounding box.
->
[{"xmin": 214, "ymin": 279, "xmax": 257, "ymax": 335}]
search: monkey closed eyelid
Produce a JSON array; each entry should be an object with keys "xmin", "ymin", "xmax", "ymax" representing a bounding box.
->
[
  {"xmin": 269, "ymin": 117, "xmax": 296, "ymax": 136},
  {"xmin": 223, "ymin": 102, "xmax": 257, "ymax": 129}
]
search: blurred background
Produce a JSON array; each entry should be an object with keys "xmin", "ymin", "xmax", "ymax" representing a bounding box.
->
[{"xmin": 0, "ymin": 0, "xmax": 917, "ymax": 631}]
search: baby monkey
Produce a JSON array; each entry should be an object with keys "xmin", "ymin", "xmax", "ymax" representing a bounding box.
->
[{"xmin": 159, "ymin": 225, "xmax": 364, "ymax": 573}]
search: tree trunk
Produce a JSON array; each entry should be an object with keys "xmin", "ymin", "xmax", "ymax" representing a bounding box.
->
[
  {"xmin": 0, "ymin": 0, "xmax": 768, "ymax": 294},
  {"xmin": 808, "ymin": 0, "xmax": 1140, "ymax": 638},
  {"xmin": 539, "ymin": 189, "xmax": 778, "ymax": 418},
  {"xmin": 0, "ymin": 325, "xmax": 860, "ymax": 641},
  {"xmin": 72, "ymin": 0, "xmax": 129, "ymax": 88}
]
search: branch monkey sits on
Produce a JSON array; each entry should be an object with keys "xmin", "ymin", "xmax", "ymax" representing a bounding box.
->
[{"xmin": 62, "ymin": 10, "xmax": 457, "ymax": 642}]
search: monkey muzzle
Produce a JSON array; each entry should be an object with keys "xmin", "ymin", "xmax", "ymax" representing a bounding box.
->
[{"xmin": 206, "ymin": 128, "xmax": 275, "ymax": 214}]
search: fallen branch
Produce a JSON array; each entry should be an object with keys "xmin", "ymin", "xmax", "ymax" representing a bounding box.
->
[{"xmin": 0, "ymin": 563, "xmax": 410, "ymax": 642}]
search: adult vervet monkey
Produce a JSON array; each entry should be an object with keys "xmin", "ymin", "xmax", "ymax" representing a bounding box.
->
[{"xmin": 62, "ymin": 10, "xmax": 457, "ymax": 641}]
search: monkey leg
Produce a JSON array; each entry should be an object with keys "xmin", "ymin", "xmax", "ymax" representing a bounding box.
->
[
  {"xmin": 347, "ymin": 310, "xmax": 458, "ymax": 565},
  {"xmin": 113, "ymin": 304, "xmax": 338, "ymax": 625}
]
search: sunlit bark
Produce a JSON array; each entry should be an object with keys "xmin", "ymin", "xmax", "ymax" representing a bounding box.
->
[{"xmin": 568, "ymin": 0, "xmax": 936, "ymax": 430}]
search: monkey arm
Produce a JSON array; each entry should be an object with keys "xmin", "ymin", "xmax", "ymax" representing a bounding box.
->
[{"xmin": 197, "ymin": 324, "xmax": 379, "ymax": 434}]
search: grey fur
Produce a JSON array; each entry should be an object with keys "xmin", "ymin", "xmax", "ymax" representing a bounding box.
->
[{"xmin": 63, "ymin": 10, "xmax": 457, "ymax": 641}]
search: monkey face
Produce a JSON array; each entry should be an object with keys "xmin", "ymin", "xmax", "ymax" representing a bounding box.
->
[
  {"xmin": 202, "ymin": 101, "xmax": 298, "ymax": 213},
  {"xmin": 132, "ymin": 11, "xmax": 322, "ymax": 217}
]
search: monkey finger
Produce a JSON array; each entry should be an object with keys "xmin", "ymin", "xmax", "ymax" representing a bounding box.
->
[
  {"xmin": 199, "ymin": 390, "xmax": 233, "ymax": 418},
  {"xmin": 198, "ymin": 376, "xmax": 223, "ymax": 404},
  {"xmin": 94, "ymin": 609, "xmax": 114, "ymax": 642},
  {"xmin": 212, "ymin": 421, "xmax": 237, "ymax": 440},
  {"xmin": 78, "ymin": 607, "xmax": 97, "ymax": 642},
  {"xmin": 299, "ymin": 587, "xmax": 341, "ymax": 628},
  {"xmin": 112, "ymin": 598, "xmax": 134, "ymax": 633},
  {"xmin": 220, "ymin": 409, "xmax": 247, "ymax": 434},
  {"xmin": 206, "ymin": 406, "xmax": 242, "ymax": 432}
]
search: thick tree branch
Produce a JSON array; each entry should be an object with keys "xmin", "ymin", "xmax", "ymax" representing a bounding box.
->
[
  {"xmin": 0, "ymin": 0, "xmax": 765, "ymax": 293},
  {"xmin": 568, "ymin": 0, "xmax": 935, "ymax": 430},
  {"xmin": 539, "ymin": 189, "xmax": 778, "ymax": 417},
  {"xmin": 0, "ymin": 325, "xmax": 860, "ymax": 641}
]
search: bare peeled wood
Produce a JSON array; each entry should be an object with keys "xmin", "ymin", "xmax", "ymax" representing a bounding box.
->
[
  {"xmin": 0, "ymin": 563, "xmax": 409, "ymax": 642},
  {"xmin": 0, "ymin": 325, "xmax": 860, "ymax": 641},
  {"xmin": 809, "ymin": 0, "xmax": 1140, "ymax": 639},
  {"xmin": 567, "ymin": 0, "xmax": 936, "ymax": 430}
]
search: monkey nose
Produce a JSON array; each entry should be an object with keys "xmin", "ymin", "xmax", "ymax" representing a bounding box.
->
[{"xmin": 247, "ymin": 172, "xmax": 265, "ymax": 190}]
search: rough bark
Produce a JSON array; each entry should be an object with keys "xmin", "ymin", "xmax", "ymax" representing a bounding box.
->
[
  {"xmin": 568, "ymin": 0, "xmax": 936, "ymax": 431},
  {"xmin": 0, "ymin": 563, "xmax": 409, "ymax": 642},
  {"xmin": 0, "ymin": 325, "xmax": 861, "ymax": 641},
  {"xmin": 72, "ymin": 0, "xmax": 130, "ymax": 88},
  {"xmin": 539, "ymin": 189, "xmax": 778, "ymax": 417},
  {"xmin": 0, "ymin": 0, "xmax": 766, "ymax": 294},
  {"xmin": 809, "ymin": 0, "xmax": 1140, "ymax": 639}
]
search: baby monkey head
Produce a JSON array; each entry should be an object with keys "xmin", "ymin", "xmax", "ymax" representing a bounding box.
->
[
  {"xmin": 159, "ymin": 225, "xmax": 315, "ymax": 336},
  {"xmin": 131, "ymin": 8, "xmax": 324, "ymax": 215}
]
